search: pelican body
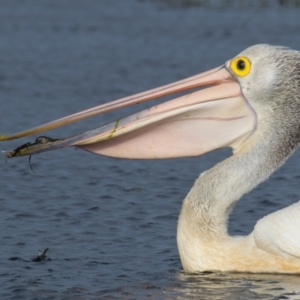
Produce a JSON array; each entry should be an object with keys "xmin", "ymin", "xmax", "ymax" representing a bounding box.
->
[{"xmin": 2, "ymin": 44, "xmax": 300, "ymax": 273}]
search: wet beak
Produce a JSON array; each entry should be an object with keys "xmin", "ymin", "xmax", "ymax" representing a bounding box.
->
[{"xmin": 3, "ymin": 66, "xmax": 257, "ymax": 159}]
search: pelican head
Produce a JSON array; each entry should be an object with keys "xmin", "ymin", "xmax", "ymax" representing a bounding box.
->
[
  {"xmin": 229, "ymin": 45, "xmax": 300, "ymax": 166},
  {"xmin": 231, "ymin": 44, "xmax": 300, "ymax": 110}
]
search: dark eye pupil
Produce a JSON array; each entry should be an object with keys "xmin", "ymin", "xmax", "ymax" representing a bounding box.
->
[{"xmin": 237, "ymin": 60, "xmax": 245, "ymax": 70}]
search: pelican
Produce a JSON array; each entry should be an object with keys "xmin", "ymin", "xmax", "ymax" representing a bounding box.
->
[{"xmin": 2, "ymin": 44, "xmax": 300, "ymax": 273}]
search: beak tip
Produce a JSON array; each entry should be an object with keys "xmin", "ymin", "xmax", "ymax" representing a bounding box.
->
[{"xmin": 0, "ymin": 134, "xmax": 9, "ymax": 141}]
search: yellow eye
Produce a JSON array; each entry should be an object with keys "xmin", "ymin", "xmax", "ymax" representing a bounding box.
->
[{"xmin": 230, "ymin": 56, "xmax": 251, "ymax": 77}]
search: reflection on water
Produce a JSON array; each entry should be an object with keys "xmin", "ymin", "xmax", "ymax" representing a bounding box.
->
[{"xmin": 176, "ymin": 272, "xmax": 300, "ymax": 299}]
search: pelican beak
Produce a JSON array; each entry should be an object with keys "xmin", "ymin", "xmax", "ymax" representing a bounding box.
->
[{"xmin": 3, "ymin": 66, "xmax": 257, "ymax": 159}]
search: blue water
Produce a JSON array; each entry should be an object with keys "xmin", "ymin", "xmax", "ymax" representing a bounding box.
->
[{"xmin": 1, "ymin": 1, "xmax": 300, "ymax": 299}]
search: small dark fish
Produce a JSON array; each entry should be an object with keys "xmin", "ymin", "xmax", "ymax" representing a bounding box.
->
[
  {"xmin": 10, "ymin": 142, "xmax": 33, "ymax": 157},
  {"xmin": 32, "ymin": 247, "xmax": 50, "ymax": 262},
  {"xmin": 7, "ymin": 135, "xmax": 61, "ymax": 159}
]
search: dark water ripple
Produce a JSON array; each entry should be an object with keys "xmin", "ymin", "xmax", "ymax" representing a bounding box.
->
[{"xmin": 0, "ymin": 0, "xmax": 300, "ymax": 299}]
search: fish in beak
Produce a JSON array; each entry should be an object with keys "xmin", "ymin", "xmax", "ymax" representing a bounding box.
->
[{"xmin": 2, "ymin": 66, "xmax": 257, "ymax": 159}]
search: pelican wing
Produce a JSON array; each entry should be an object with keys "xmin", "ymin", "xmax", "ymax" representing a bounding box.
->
[{"xmin": 253, "ymin": 201, "xmax": 300, "ymax": 258}]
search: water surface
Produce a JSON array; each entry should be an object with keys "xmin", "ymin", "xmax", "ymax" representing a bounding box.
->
[{"xmin": 1, "ymin": 1, "xmax": 300, "ymax": 299}]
